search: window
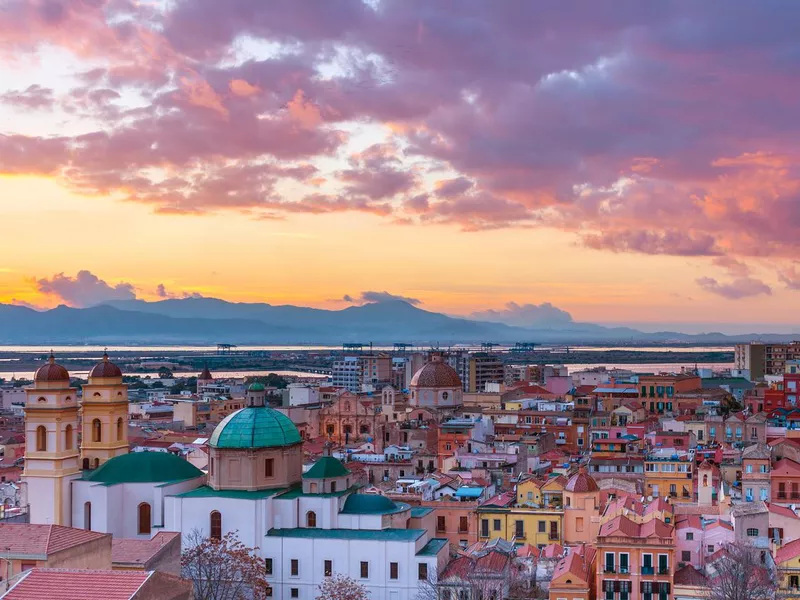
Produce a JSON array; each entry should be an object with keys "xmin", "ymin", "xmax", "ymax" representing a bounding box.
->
[
  {"xmin": 265, "ymin": 458, "xmax": 274, "ymax": 478},
  {"xmin": 538, "ymin": 521, "xmax": 546, "ymax": 533},
  {"xmin": 265, "ymin": 558, "xmax": 273, "ymax": 575},
  {"xmin": 137, "ymin": 502, "xmax": 151, "ymax": 535},
  {"xmin": 493, "ymin": 519, "xmax": 501, "ymax": 531},
  {"xmin": 437, "ymin": 516, "xmax": 446, "ymax": 532},
  {"xmin": 481, "ymin": 519, "xmax": 489, "ymax": 537},
  {"xmin": 576, "ymin": 517, "xmax": 584, "ymax": 532},
  {"xmin": 642, "ymin": 553, "xmax": 653, "ymax": 574},
  {"xmin": 324, "ymin": 560, "xmax": 332, "ymax": 577},
  {"xmin": 360, "ymin": 561, "xmax": 369, "ymax": 579},
  {"xmin": 515, "ymin": 520, "xmax": 524, "ymax": 538},
  {"xmin": 682, "ymin": 550, "xmax": 691, "ymax": 562},
  {"xmin": 330, "ymin": 481, "xmax": 337, "ymax": 493},
  {"xmin": 746, "ymin": 464, "xmax": 753, "ymax": 473},
  {"xmin": 418, "ymin": 563, "xmax": 428, "ymax": 581},
  {"xmin": 306, "ymin": 511, "xmax": 317, "ymax": 528},
  {"xmin": 210, "ymin": 511, "xmax": 222, "ymax": 540},
  {"xmin": 658, "ymin": 554, "xmax": 668, "ymax": 574},
  {"xmin": 686, "ymin": 532, "xmax": 694, "ymax": 541},
  {"xmin": 116, "ymin": 417, "xmax": 124, "ymax": 440},
  {"xmin": 390, "ymin": 562, "xmax": 398, "ymax": 579},
  {"xmin": 290, "ymin": 589, "xmax": 298, "ymax": 598},
  {"xmin": 291, "ymin": 559, "xmax": 299, "ymax": 576},
  {"xmin": 459, "ymin": 516, "xmax": 468, "ymax": 532},
  {"xmin": 550, "ymin": 521, "xmax": 558, "ymax": 540},
  {"xmin": 605, "ymin": 552, "xmax": 615, "ymax": 573},
  {"xmin": 84, "ymin": 502, "xmax": 91, "ymax": 530},
  {"xmin": 619, "ymin": 553, "xmax": 629, "ymax": 573},
  {"xmin": 36, "ymin": 426, "xmax": 47, "ymax": 452},
  {"xmin": 790, "ymin": 575, "xmax": 799, "ymax": 589},
  {"xmin": 747, "ymin": 528, "xmax": 759, "ymax": 537},
  {"xmin": 91, "ymin": 419, "xmax": 101, "ymax": 443},
  {"xmin": 209, "ymin": 458, "xmax": 214, "ymax": 476},
  {"xmin": 707, "ymin": 545, "xmax": 714, "ymax": 553}
]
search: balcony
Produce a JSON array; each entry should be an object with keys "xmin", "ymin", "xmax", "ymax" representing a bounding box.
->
[
  {"xmin": 641, "ymin": 567, "xmax": 654, "ymax": 575},
  {"xmin": 549, "ymin": 533, "xmax": 559, "ymax": 540},
  {"xmin": 779, "ymin": 493, "xmax": 788, "ymax": 500},
  {"xmin": 658, "ymin": 568, "xmax": 670, "ymax": 575},
  {"xmin": 619, "ymin": 567, "xmax": 630, "ymax": 574},
  {"xmin": 604, "ymin": 567, "xmax": 616, "ymax": 574}
]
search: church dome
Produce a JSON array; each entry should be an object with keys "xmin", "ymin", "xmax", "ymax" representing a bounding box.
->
[
  {"xmin": 564, "ymin": 467, "xmax": 599, "ymax": 493},
  {"xmin": 210, "ymin": 407, "xmax": 301, "ymax": 449},
  {"xmin": 248, "ymin": 382, "xmax": 266, "ymax": 392},
  {"xmin": 34, "ymin": 354, "xmax": 70, "ymax": 383},
  {"xmin": 83, "ymin": 451, "xmax": 203, "ymax": 484},
  {"xmin": 89, "ymin": 353, "xmax": 122, "ymax": 379},
  {"xmin": 303, "ymin": 456, "xmax": 350, "ymax": 479},
  {"xmin": 340, "ymin": 493, "xmax": 405, "ymax": 515},
  {"xmin": 410, "ymin": 359, "xmax": 461, "ymax": 388}
]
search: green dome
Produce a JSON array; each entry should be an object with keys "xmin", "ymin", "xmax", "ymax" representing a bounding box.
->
[
  {"xmin": 210, "ymin": 407, "xmax": 301, "ymax": 449},
  {"xmin": 340, "ymin": 493, "xmax": 405, "ymax": 515},
  {"xmin": 248, "ymin": 383, "xmax": 266, "ymax": 392},
  {"xmin": 84, "ymin": 452, "xmax": 203, "ymax": 484}
]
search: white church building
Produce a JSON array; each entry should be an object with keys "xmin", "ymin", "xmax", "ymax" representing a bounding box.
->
[{"xmin": 23, "ymin": 355, "xmax": 449, "ymax": 600}]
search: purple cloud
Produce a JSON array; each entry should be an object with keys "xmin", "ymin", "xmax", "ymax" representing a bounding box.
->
[
  {"xmin": 36, "ymin": 270, "xmax": 137, "ymax": 307},
  {"xmin": 696, "ymin": 276, "xmax": 772, "ymax": 300}
]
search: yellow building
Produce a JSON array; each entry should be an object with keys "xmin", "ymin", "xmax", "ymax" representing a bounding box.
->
[
  {"xmin": 777, "ymin": 538, "xmax": 800, "ymax": 598},
  {"xmin": 645, "ymin": 450, "xmax": 694, "ymax": 502},
  {"xmin": 476, "ymin": 505, "xmax": 563, "ymax": 547},
  {"xmin": 80, "ymin": 353, "xmax": 130, "ymax": 469},
  {"xmin": 517, "ymin": 475, "xmax": 566, "ymax": 508},
  {"xmin": 22, "ymin": 354, "xmax": 82, "ymax": 526}
]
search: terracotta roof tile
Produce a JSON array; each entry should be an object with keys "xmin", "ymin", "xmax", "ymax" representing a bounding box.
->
[
  {"xmin": 111, "ymin": 532, "xmax": 179, "ymax": 567},
  {"xmin": 0, "ymin": 525, "xmax": 108, "ymax": 557},
  {"xmin": 768, "ymin": 503, "xmax": 800, "ymax": 520},
  {"xmin": 674, "ymin": 564, "xmax": 707, "ymax": 586},
  {"xmin": 777, "ymin": 538, "xmax": 800, "ymax": 564},
  {"xmin": 3, "ymin": 569, "xmax": 151, "ymax": 600},
  {"xmin": 772, "ymin": 458, "xmax": 800, "ymax": 477}
]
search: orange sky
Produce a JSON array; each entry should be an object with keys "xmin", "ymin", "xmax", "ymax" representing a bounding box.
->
[{"xmin": 0, "ymin": 174, "xmax": 794, "ymax": 329}]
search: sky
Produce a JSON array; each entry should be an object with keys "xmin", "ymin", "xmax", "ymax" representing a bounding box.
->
[{"xmin": 1, "ymin": 1, "xmax": 800, "ymax": 333}]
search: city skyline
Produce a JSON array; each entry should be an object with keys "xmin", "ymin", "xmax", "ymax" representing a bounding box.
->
[{"xmin": 3, "ymin": 3, "xmax": 800, "ymax": 329}]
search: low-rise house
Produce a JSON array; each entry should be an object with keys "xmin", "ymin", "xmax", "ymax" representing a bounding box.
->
[
  {"xmin": 742, "ymin": 442, "xmax": 772, "ymax": 502},
  {"xmin": 731, "ymin": 501, "xmax": 770, "ymax": 549},
  {"xmin": 768, "ymin": 503, "xmax": 800, "ymax": 545},
  {"xmin": 772, "ymin": 457, "xmax": 800, "ymax": 504},
  {"xmin": 672, "ymin": 564, "xmax": 708, "ymax": 600},
  {"xmin": 0, "ymin": 524, "xmax": 111, "ymax": 589},
  {"xmin": 548, "ymin": 544, "xmax": 596, "ymax": 600},
  {"xmin": 111, "ymin": 532, "xmax": 181, "ymax": 575},
  {"xmin": 777, "ymin": 537, "xmax": 800, "ymax": 599}
]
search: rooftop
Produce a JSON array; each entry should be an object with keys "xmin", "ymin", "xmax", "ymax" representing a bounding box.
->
[
  {"xmin": 0, "ymin": 525, "xmax": 108, "ymax": 558},
  {"xmin": 210, "ymin": 406, "xmax": 301, "ymax": 449},
  {"xmin": 340, "ymin": 494, "xmax": 407, "ymax": 515},
  {"xmin": 303, "ymin": 456, "xmax": 350, "ymax": 479},
  {"xmin": 111, "ymin": 532, "xmax": 179, "ymax": 567},
  {"xmin": 3, "ymin": 569, "xmax": 152, "ymax": 600},
  {"xmin": 417, "ymin": 538, "xmax": 448, "ymax": 556},
  {"xmin": 266, "ymin": 528, "xmax": 425, "ymax": 542},
  {"xmin": 83, "ymin": 451, "xmax": 203, "ymax": 485}
]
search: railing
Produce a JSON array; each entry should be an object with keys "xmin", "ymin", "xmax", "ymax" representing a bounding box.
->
[
  {"xmin": 549, "ymin": 533, "xmax": 559, "ymax": 540},
  {"xmin": 605, "ymin": 566, "xmax": 616, "ymax": 574},
  {"xmin": 658, "ymin": 568, "xmax": 669, "ymax": 575},
  {"xmin": 619, "ymin": 567, "xmax": 629, "ymax": 574},
  {"xmin": 641, "ymin": 567, "xmax": 654, "ymax": 575}
]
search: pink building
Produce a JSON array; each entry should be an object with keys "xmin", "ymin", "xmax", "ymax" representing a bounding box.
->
[{"xmin": 675, "ymin": 515, "xmax": 734, "ymax": 571}]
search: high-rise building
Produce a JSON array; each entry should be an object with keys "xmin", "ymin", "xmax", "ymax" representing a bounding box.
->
[
  {"xmin": 331, "ymin": 354, "xmax": 393, "ymax": 392},
  {"xmin": 734, "ymin": 343, "xmax": 766, "ymax": 380},
  {"xmin": 468, "ymin": 353, "xmax": 505, "ymax": 393}
]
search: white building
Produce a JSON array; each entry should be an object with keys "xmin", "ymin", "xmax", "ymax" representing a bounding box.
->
[
  {"xmin": 24, "ymin": 355, "xmax": 448, "ymax": 600},
  {"xmin": 287, "ymin": 383, "xmax": 320, "ymax": 406}
]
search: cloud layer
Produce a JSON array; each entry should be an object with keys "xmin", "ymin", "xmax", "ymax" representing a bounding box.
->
[
  {"xmin": 470, "ymin": 302, "xmax": 574, "ymax": 327},
  {"xmin": 343, "ymin": 291, "xmax": 421, "ymax": 305},
  {"xmin": 5, "ymin": 2, "xmax": 800, "ymax": 279},
  {"xmin": 36, "ymin": 270, "xmax": 136, "ymax": 307}
]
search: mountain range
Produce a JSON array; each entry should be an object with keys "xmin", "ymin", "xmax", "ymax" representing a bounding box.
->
[{"xmin": 0, "ymin": 297, "xmax": 796, "ymax": 344}]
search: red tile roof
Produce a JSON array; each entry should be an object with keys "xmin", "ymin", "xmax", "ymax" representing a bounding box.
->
[
  {"xmin": 674, "ymin": 564, "xmax": 707, "ymax": 587},
  {"xmin": 0, "ymin": 525, "xmax": 109, "ymax": 557},
  {"xmin": 3, "ymin": 569, "xmax": 151, "ymax": 600},
  {"xmin": 552, "ymin": 546, "xmax": 596, "ymax": 583},
  {"xmin": 599, "ymin": 514, "xmax": 673, "ymax": 539},
  {"xmin": 772, "ymin": 458, "xmax": 800, "ymax": 477},
  {"xmin": 777, "ymin": 538, "xmax": 800, "ymax": 564},
  {"xmin": 111, "ymin": 532, "xmax": 180, "ymax": 567},
  {"xmin": 768, "ymin": 503, "xmax": 800, "ymax": 520},
  {"xmin": 540, "ymin": 543, "xmax": 564, "ymax": 558}
]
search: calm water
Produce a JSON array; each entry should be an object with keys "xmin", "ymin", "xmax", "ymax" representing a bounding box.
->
[
  {"xmin": 2, "ymin": 369, "xmax": 328, "ymax": 381},
  {"xmin": 0, "ymin": 344, "xmax": 735, "ymax": 353}
]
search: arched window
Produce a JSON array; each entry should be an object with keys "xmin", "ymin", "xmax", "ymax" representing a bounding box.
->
[
  {"xmin": 138, "ymin": 503, "xmax": 151, "ymax": 535},
  {"xmin": 116, "ymin": 417, "xmax": 124, "ymax": 441},
  {"xmin": 93, "ymin": 458, "xmax": 100, "ymax": 469},
  {"xmin": 82, "ymin": 458, "xmax": 90, "ymax": 470},
  {"xmin": 210, "ymin": 511, "xmax": 222, "ymax": 540},
  {"xmin": 36, "ymin": 426, "xmax": 47, "ymax": 452},
  {"xmin": 84, "ymin": 502, "xmax": 91, "ymax": 530},
  {"xmin": 306, "ymin": 511, "xmax": 317, "ymax": 528},
  {"xmin": 92, "ymin": 419, "xmax": 101, "ymax": 443},
  {"xmin": 703, "ymin": 474, "xmax": 709, "ymax": 487},
  {"xmin": 36, "ymin": 397, "xmax": 46, "ymax": 403},
  {"xmin": 65, "ymin": 424, "xmax": 73, "ymax": 450}
]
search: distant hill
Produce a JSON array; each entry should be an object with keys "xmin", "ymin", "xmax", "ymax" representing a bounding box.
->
[{"xmin": 0, "ymin": 298, "xmax": 796, "ymax": 344}]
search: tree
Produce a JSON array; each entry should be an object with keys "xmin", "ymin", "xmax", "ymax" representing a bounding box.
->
[
  {"xmin": 707, "ymin": 541, "xmax": 776, "ymax": 600},
  {"xmin": 316, "ymin": 574, "xmax": 369, "ymax": 600},
  {"xmin": 182, "ymin": 530, "xmax": 271, "ymax": 600}
]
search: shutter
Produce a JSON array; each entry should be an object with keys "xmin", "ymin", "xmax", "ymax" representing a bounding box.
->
[{"xmin": 614, "ymin": 581, "xmax": 621, "ymax": 593}]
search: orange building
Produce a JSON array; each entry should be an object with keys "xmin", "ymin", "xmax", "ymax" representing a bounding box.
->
[
  {"xmin": 437, "ymin": 419, "xmax": 474, "ymax": 469},
  {"xmin": 772, "ymin": 458, "xmax": 800, "ymax": 504},
  {"xmin": 421, "ymin": 500, "xmax": 478, "ymax": 550},
  {"xmin": 637, "ymin": 374, "xmax": 701, "ymax": 415},
  {"xmin": 549, "ymin": 544, "xmax": 597, "ymax": 600},
  {"xmin": 563, "ymin": 468, "xmax": 601, "ymax": 545}
]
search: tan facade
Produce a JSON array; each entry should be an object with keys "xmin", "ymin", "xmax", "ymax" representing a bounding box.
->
[
  {"xmin": 81, "ymin": 377, "xmax": 130, "ymax": 469},
  {"xmin": 208, "ymin": 443, "xmax": 303, "ymax": 491}
]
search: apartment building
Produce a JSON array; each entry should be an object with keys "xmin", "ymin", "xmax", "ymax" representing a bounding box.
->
[
  {"xmin": 331, "ymin": 354, "xmax": 393, "ymax": 392},
  {"xmin": 644, "ymin": 450, "xmax": 694, "ymax": 503}
]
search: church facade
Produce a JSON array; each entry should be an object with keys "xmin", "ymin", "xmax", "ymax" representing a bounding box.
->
[{"xmin": 23, "ymin": 354, "xmax": 450, "ymax": 600}]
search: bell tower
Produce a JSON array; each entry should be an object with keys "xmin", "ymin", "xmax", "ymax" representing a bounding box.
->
[
  {"xmin": 22, "ymin": 353, "xmax": 81, "ymax": 525},
  {"xmin": 81, "ymin": 352, "xmax": 129, "ymax": 470}
]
